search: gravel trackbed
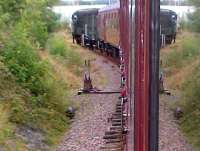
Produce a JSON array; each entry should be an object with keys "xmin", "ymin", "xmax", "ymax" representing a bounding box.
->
[
  {"xmin": 54, "ymin": 56, "xmax": 120, "ymax": 151},
  {"xmin": 54, "ymin": 54, "xmax": 196, "ymax": 151}
]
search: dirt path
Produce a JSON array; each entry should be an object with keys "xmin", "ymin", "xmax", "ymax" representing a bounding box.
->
[
  {"xmin": 159, "ymin": 92, "xmax": 196, "ymax": 151},
  {"xmin": 53, "ymin": 56, "xmax": 120, "ymax": 151}
]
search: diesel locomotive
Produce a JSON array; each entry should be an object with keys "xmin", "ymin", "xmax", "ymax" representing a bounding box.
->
[
  {"xmin": 160, "ymin": 9, "xmax": 177, "ymax": 44},
  {"xmin": 72, "ymin": 8, "xmax": 99, "ymax": 45}
]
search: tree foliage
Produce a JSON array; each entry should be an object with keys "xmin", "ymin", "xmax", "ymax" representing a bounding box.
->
[
  {"xmin": 0, "ymin": 0, "xmax": 70, "ymax": 143},
  {"xmin": 0, "ymin": 0, "xmax": 59, "ymax": 46},
  {"xmin": 188, "ymin": 0, "xmax": 200, "ymax": 32},
  {"xmin": 0, "ymin": 0, "xmax": 26, "ymax": 23},
  {"xmin": 189, "ymin": 0, "xmax": 200, "ymax": 6}
]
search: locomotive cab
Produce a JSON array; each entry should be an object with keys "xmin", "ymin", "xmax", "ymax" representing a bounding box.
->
[
  {"xmin": 72, "ymin": 8, "xmax": 99, "ymax": 47},
  {"xmin": 160, "ymin": 9, "xmax": 177, "ymax": 45}
]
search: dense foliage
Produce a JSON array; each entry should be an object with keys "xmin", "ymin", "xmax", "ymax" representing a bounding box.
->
[
  {"xmin": 0, "ymin": 0, "xmax": 59, "ymax": 46},
  {"xmin": 0, "ymin": 0, "xmax": 74, "ymax": 148},
  {"xmin": 163, "ymin": 35, "xmax": 200, "ymax": 69},
  {"xmin": 47, "ymin": 34, "xmax": 82, "ymax": 67},
  {"xmin": 2, "ymin": 25, "xmax": 47, "ymax": 96},
  {"xmin": 0, "ymin": 0, "xmax": 26, "ymax": 24},
  {"xmin": 188, "ymin": 0, "xmax": 200, "ymax": 32},
  {"xmin": 162, "ymin": 32, "xmax": 200, "ymax": 149},
  {"xmin": 189, "ymin": 0, "xmax": 200, "ymax": 6},
  {"xmin": 181, "ymin": 61, "xmax": 200, "ymax": 148},
  {"xmin": 178, "ymin": 0, "xmax": 200, "ymax": 148}
]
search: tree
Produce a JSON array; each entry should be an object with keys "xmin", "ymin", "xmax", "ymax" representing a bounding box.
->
[
  {"xmin": 0, "ymin": 0, "xmax": 26, "ymax": 23},
  {"xmin": 188, "ymin": 0, "xmax": 200, "ymax": 32},
  {"xmin": 189, "ymin": 0, "xmax": 200, "ymax": 6}
]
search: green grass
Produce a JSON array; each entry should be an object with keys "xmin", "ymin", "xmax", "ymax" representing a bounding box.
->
[
  {"xmin": 180, "ymin": 63, "xmax": 200, "ymax": 149},
  {"xmin": 0, "ymin": 61, "xmax": 28, "ymax": 150},
  {"xmin": 47, "ymin": 35, "xmax": 66, "ymax": 57},
  {"xmin": 163, "ymin": 34, "xmax": 200, "ymax": 69},
  {"xmin": 8, "ymin": 69, "xmax": 71, "ymax": 146},
  {"xmin": 46, "ymin": 34, "xmax": 83, "ymax": 76},
  {"xmin": 0, "ymin": 1, "xmax": 75, "ymax": 150},
  {"xmin": 162, "ymin": 32, "xmax": 200, "ymax": 149},
  {"xmin": 0, "ymin": 58, "xmax": 71, "ymax": 150}
]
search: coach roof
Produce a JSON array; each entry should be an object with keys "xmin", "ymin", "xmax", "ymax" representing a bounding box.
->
[
  {"xmin": 161, "ymin": 9, "xmax": 177, "ymax": 15},
  {"xmin": 98, "ymin": 3, "xmax": 120, "ymax": 13},
  {"xmin": 73, "ymin": 8, "xmax": 99, "ymax": 16}
]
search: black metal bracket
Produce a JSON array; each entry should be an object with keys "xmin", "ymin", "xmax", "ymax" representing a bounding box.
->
[{"xmin": 77, "ymin": 88, "xmax": 120, "ymax": 95}]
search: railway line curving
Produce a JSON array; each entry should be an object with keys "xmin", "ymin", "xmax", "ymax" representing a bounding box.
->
[
  {"xmin": 54, "ymin": 55, "xmax": 120, "ymax": 151},
  {"xmin": 53, "ymin": 46, "xmax": 195, "ymax": 151}
]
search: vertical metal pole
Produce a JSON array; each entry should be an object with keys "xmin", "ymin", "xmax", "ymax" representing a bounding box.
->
[
  {"xmin": 127, "ymin": 0, "xmax": 135, "ymax": 150},
  {"xmin": 85, "ymin": 24, "xmax": 88, "ymax": 36},
  {"xmin": 134, "ymin": 0, "xmax": 150, "ymax": 150},
  {"xmin": 149, "ymin": 0, "xmax": 160, "ymax": 150},
  {"xmin": 119, "ymin": 0, "xmax": 132, "ymax": 150},
  {"xmin": 120, "ymin": 0, "xmax": 160, "ymax": 150}
]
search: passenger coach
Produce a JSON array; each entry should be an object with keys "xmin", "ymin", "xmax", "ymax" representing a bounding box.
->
[{"xmin": 71, "ymin": 5, "xmax": 177, "ymax": 57}]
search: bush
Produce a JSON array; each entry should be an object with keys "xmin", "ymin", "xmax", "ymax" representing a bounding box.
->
[
  {"xmin": 0, "ymin": 0, "xmax": 26, "ymax": 23},
  {"xmin": 188, "ymin": 11, "xmax": 200, "ymax": 33},
  {"xmin": 187, "ymin": 0, "xmax": 200, "ymax": 33},
  {"xmin": 19, "ymin": 10, "xmax": 49, "ymax": 48},
  {"xmin": 2, "ymin": 24, "xmax": 69, "ymax": 131},
  {"xmin": 0, "ymin": 0, "xmax": 72, "ymax": 147},
  {"xmin": 2, "ymin": 24, "xmax": 48, "ymax": 97},
  {"xmin": 43, "ymin": 9, "xmax": 60, "ymax": 32}
]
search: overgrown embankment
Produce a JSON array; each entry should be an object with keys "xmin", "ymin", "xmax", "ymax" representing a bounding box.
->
[
  {"xmin": 161, "ymin": 32, "xmax": 200, "ymax": 149},
  {"xmin": 0, "ymin": 0, "xmax": 85, "ymax": 150}
]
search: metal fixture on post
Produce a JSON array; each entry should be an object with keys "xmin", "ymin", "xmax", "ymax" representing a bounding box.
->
[{"xmin": 77, "ymin": 60, "xmax": 120, "ymax": 95}]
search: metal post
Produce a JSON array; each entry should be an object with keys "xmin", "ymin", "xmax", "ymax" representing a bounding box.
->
[
  {"xmin": 81, "ymin": 34, "xmax": 84, "ymax": 47},
  {"xmin": 85, "ymin": 24, "xmax": 88, "ymax": 36},
  {"xmin": 162, "ymin": 34, "xmax": 166, "ymax": 47},
  {"xmin": 119, "ymin": 0, "xmax": 160, "ymax": 150},
  {"xmin": 134, "ymin": 0, "xmax": 150, "ymax": 150},
  {"xmin": 149, "ymin": 0, "xmax": 160, "ymax": 150},
  {"xmin": 119, "ymin": 0, "xmax": 132, "ymax": 150}
]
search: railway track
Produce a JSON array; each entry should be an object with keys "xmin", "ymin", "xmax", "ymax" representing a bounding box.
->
[
  {"xmin": 78, "ymin": 43, "xmax": 120, "ymax": 65},
  {"xmin": 78, "ymin": 46, "xmax": 126, "ymax": 151},
  {"xmin": 77, "ymin": 44, "xmax": 125, "ymax": 150},
  {"xmin": 100, "ymin": 98, "xmax": 126, "ymax": 151}
]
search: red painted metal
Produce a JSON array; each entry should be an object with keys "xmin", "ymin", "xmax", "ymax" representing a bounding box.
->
[
  {"xmin": 119, "ymin": 0, "xmax": 132, "ymax": 151},
  {"xmin": 119, "ymin": 0, "xmax": 129, "ymax": 92},
  {"xmin": 119, "ymin": 0, "xmax": 159, "ymax": 150},
  {"xmin": 97, "ymin": 4, "xmax": 120, "ymax": 48},
  {"xmin": 134, "ymin": 0, "xmax": 150, "ymax": 150}
]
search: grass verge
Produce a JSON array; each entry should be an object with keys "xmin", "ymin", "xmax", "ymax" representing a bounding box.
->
[
  {"xmin": 46, "ymin": 33, "xmax": 83, "ymax": 76},
  {"xmin": 180, "ymin": 62, "xmax": 200, "ymax": 149},
  {"xmin": 161, "ymin": 32, "xmax": 200, "ymax": 149},
  {"xmin": 0, "ymin": 61, "xmax": 30, "ymax": 151},
  {"xmin": 162, "ymin": 33, "xmax": 200, "ymax": 72}
]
